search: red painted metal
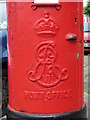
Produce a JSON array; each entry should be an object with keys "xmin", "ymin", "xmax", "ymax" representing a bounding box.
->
[{"xmin": 7, "ymin": 2, "xmax": 84, "ymax": 114}]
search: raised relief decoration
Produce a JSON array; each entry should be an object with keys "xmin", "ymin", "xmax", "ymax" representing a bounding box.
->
[
  {"xmin": 35, "ymin": 13, "xmax": 58, "ymax": 36},
  {"xmin": 27, "ymin": 41, "xmax": 68, "ymax": 88}
]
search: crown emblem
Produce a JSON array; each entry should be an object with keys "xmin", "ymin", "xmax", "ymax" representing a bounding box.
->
[{"xmin": 35, "ymin": 13, "xmax": 58, "ymax": 36}]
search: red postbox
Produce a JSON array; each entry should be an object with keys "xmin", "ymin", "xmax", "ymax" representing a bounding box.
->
[{"xmin": 7, "ymin": 1, "xmax": 86, "ymax": 119}]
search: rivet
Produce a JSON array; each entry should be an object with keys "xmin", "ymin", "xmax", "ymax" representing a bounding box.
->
[
  {"xmin": 31, "ymin": 5, "xmax": 37, "ymax": 10},
  {"xmin": 56, "ymin": 5, "xmax": 61, "ymax": 10}
]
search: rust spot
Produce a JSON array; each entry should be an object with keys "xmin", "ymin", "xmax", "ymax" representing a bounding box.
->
[
  {"xmin": 77, "ymin": 52, "xmax": 79, "ymax": 59},
  {"xmin": 80, "ymin": 24, "xmax": 82, "ymax": 31},
  {"xmin": 20, "ymin": 110, "xmax": 25, "ymax": 112},
  {"xmin": 75, "ymin": 18, "xmax": 77, "ymax": 24},
  {"xmin": 79, "ymin": 40, "xmax": 82, "ymax": 44}
]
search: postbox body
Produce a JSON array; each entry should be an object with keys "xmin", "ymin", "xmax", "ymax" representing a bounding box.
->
[{"xmin": 7, "ymin": 2, "xmax": 86, "ymax": 119}]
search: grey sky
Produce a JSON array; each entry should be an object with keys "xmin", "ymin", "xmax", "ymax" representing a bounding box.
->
[{"xmin": 83, "ymin": 0, "xmax": 88, "ymax": 7}]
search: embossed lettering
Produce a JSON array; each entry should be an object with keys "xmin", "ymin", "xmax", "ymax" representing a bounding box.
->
[
  {"xmin": 24, "ymin": 90, "xmax": 73, "ymax": 101},
  {"xmin": 27, "ymin": 41, "xmax": 69, "ymax": 88}
]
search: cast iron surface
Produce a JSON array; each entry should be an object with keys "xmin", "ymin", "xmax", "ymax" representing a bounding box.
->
[{"xmin": 7, "ymin": 104, "xmax": 87, "ymax": 120}]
